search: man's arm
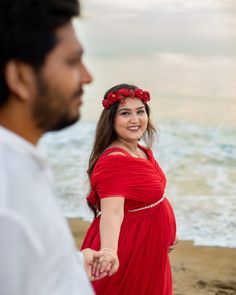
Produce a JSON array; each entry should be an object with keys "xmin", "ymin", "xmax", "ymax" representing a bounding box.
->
[{"xmin": 0, "ymin": 212, "xmax": 42, "ymax": 295}]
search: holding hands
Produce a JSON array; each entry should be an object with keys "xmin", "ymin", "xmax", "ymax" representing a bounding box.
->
[
  {"xmin": 92, "ymin": 248, "xmax": 119, "ymax": 279},
  {"xmin": 82, "ymin": 248, "xmax": 119, "ymax": 281},
  {"xmin": 82, "ymin": 197, "xmax": 123, "ymax": 280}
]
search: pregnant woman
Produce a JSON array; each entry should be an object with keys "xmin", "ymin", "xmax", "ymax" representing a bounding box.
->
[{"xmin": 81, "ymin": 83, "xmax": 177, "ymax": 294}]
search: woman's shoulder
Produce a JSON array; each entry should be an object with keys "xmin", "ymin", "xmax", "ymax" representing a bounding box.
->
[
  {"xmin": 94, "ymin": 147, "xmax": 133, "ymax": 170},
  {"xmin": 101, "ymin": 147, "xmax": 130, "ymax": 158},
  {"xmin": 101, "ymin": 145, "xmax": 154, "ymax": 161},
  {"xmin": 96, "ymin": 149, "xmax": 121, "ymax": 161},
  {"xmin": 92, "ymin": 149, "xmax": 131, "ymax": 177}
]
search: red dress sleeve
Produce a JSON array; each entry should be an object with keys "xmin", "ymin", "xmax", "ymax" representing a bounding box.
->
[{"xmin": 91, "ymin": 155, "xmax": 129, "ymax": 198}]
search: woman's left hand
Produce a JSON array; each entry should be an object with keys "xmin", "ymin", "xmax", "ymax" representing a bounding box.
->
[{"xmin": 168, "ymin": 237, "xmax": 178, "ymax": 253}]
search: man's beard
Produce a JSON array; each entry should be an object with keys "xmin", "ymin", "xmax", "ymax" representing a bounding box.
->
[{"xmin": 32, "ymin": 73, "xmax": 81, "ymax": 132}]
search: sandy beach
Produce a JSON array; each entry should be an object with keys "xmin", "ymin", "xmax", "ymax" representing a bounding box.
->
[{"xmin": 68, "ymin": 218, "xmax": 236, "ymax": 295}]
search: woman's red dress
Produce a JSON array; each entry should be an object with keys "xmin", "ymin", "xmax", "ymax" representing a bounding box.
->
[{"xmin": 81, "ymin": 146, "xmax": 176, "ymax": 295}]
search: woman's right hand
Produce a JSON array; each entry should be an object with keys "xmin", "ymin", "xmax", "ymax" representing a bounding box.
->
[{"xmin": 92, "ymin": 248, "xmax": 119, "ymax": 278}]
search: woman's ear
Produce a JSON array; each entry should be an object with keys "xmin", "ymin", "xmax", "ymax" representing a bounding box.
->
[{"xmin": 5, "ymin": 60, "xmax": 36, "ymax": 102}]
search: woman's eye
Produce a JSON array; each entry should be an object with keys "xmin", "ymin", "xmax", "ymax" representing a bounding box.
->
[
  {"xmin": 121, "ymin": 112, "xmax": 129, "ymax": 116},
  {"xmin": 137, "ymin": 110, "xmax": 145, "ymax": 114}
]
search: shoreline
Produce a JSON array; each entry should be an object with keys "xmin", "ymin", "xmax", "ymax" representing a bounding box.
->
[{"xmin": 68, "ymin": 218, "xmax": 236, "ymax": 295}]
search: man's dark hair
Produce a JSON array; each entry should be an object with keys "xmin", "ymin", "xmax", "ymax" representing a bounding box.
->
[{"xmin": 0, "ymin": 0, "xmax": 80, "ymax": 106}]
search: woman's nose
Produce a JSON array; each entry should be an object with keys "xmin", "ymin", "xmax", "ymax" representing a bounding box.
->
[{"xmin": 129, "ymin": 113, "xmax": 139, "ymax": 123}]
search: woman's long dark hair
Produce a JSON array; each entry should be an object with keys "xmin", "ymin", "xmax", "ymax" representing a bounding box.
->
[{"xmin": 87, "ymin": 83, "xmax": 156, "ymax": 217}]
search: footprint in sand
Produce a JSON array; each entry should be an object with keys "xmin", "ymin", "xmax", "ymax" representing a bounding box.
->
[{"xmin": 196, "ymin": 280, "xmax": 236, "ymax": 295}]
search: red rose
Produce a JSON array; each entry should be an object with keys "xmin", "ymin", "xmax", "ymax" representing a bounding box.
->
[
  {"xmin": 142, "ymin": 91, "xmax": 150, "ymax": 101},
  {"xmin": 107, "ymin": 92, "xmax": 116, "ymax": 102},
  {"xmin": 129, "ymin": 89, "xmax": 135, "ymax": 97},
  {"xmin": 134, "ymin": 88, "xmax": 143, "ymax": 98},
  {"xmin": 118, "ymin": 88, "xmax": 130, "ymax": 97},
  {"xmin": 102, "ymin": 99, "xmax": 110, "ymax": 109}
]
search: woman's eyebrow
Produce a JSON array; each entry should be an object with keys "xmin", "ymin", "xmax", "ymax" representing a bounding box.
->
[{"xmin": 118, "ymin": 106, "xmax": 145, "ymax": 112}]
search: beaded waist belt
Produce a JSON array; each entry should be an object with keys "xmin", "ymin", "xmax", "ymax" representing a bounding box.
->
[{"xmin": 128, "ymin": 195, "xmax": 166, "ymax": 213}]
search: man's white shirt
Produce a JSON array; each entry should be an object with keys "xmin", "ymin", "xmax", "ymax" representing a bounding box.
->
[{"xmin": 0, "ymin": 126, "xmax": 94, "ymax": 295}]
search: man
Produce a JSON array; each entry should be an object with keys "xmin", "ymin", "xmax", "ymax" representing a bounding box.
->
[{"xmin": 0, "ymin": 0, "xmax": 109, "ymax": 294}]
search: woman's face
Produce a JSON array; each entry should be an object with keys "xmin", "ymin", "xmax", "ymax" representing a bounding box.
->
[{"xmin": 114, "ymin": 97, "xmax": 148, "ymax": 143}]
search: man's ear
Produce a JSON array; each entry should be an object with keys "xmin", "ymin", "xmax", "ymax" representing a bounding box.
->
[{"xmin": 5, "ymin": 60, "xmax": 37, "ymax": 102}]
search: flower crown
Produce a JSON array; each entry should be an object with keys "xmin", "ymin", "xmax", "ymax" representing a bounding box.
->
[{"xmin": 102, "ymin": 87, "xmax": 151, "ymax": 109}]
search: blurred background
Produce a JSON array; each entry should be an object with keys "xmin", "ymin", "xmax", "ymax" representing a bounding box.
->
[{"xmin": 41, "ymin": 0, "xmax": 236, "ymax": 247}]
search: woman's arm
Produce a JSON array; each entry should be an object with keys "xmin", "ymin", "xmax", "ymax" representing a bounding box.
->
[
  {"xmin": 100, "ymin": 196, "xmax": 124, "ymax": 251},
  {"xmin": 93, "ymin": 196, "xmax": 124, "ymax": 277}
]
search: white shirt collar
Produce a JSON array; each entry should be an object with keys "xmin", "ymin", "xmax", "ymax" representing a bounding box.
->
[{"xmin": 0, "ymin": 125, "xmax": 48, "ymax": 168}]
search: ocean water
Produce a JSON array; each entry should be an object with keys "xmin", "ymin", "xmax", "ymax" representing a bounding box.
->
[
  {"xmin": 41, "ymin": 0, "xmax": 235, "ymax": 248},
  {"xmin": 40, "ymin": 120, "xmax": 236, "ymax": 248}
]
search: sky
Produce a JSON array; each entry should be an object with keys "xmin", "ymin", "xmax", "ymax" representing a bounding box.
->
[
  {"xmin": 77, "ymin": 0, "xmax": 236, "ymax": 56},
  {"xmin": 74, "ymin": 0, "xmax": 236, "ymax": 126}
]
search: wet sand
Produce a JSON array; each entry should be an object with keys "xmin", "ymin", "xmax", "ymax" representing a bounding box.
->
[{"xmin": 68, "ymin": 218, "xmax": 236, "ymax": 295}]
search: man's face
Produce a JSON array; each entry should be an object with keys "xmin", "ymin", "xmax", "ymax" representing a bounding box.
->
[{"xmin": 32, "ymin": 23, "xmax": 92, "ymax": 131}]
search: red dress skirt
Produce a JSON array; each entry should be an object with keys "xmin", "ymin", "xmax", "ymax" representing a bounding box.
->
[{"xmin": 81, "ymin": 147, "xmax": 176, "ymax": 295}]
